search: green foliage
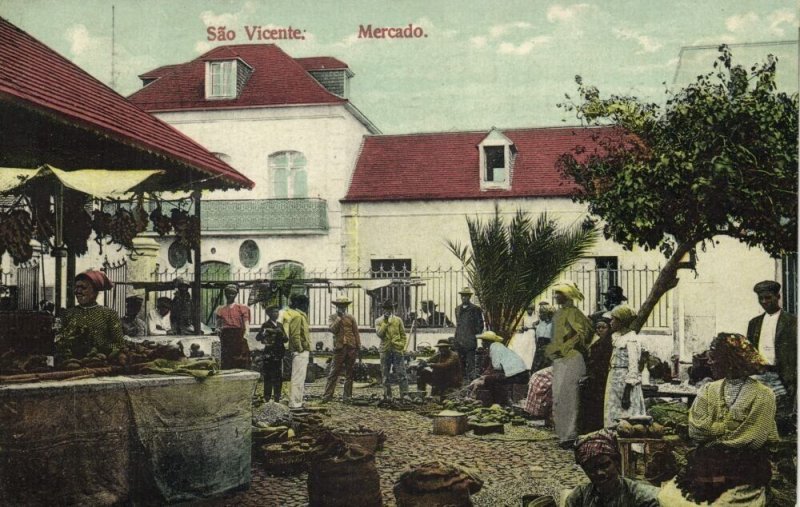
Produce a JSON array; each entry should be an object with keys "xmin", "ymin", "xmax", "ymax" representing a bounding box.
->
[
  {"xmin": 558, "ymin": 46, "xmax": 798, "ymax": 259},
  {"xmin": 447, "ymin": 207, "xmax": 597, "ymax": 342}
]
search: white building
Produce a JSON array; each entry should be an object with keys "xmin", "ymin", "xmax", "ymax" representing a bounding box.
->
[{"xmin": 128, "ymin": 44, "xmax": 379, "ymax": 278}]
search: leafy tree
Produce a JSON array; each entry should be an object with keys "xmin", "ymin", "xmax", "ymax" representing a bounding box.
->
[
  {"xmin": 447, "ymin": 207, "xmax": 597, "ymax": 343},
  {"xmin": 557, "ymin": 46, "xmax": 798, "ymax": 331}
]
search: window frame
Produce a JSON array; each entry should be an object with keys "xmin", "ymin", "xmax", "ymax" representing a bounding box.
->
[
  {"xmin": 478, "ymin": 130, "xmax": 514, "ymax": 190},
  {"xmin": 205, "ymin": 60, "xmax": 237, "ymax": 99},
  {"xmin": 268, "ymin": 151, "xmax": 308, "ymax": 198}
]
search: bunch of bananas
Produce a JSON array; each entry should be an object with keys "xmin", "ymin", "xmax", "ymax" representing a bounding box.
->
[{"xmin": 0, "ymin": 209, "xmax": 34, "ymax": 263}]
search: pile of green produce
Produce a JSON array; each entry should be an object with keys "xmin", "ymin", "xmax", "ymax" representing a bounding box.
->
[
  {"xmin": 648, "ymin": 402, "xmax": 689, "ymax": 440},
  {"xmin": 441, "ymin": 400, "xmax": 527, "ymax": 426}
]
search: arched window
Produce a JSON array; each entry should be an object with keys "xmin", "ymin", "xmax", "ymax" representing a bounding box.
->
[{"xmin": 269, "ymin": 151, "xmax": 307, "ymax": 198}]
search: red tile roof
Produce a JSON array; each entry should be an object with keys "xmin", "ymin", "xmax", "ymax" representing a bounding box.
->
[
  {"xmin": 0, "ymin": 17, "xmax": 253, "ymax": 189},
  {"xmin": 295, "ymin": 56, "xmax": 349, "ymax": 71},
  {"xmin": 344, "ymin": 126, "xmax": 611, "ymax": 202},
  {"xmin": 138, "ymin": 64, "xmax": 179, "ymax": 80},
  {"xmin": 128, "ymin": 44, "xmax": 346, "ymax": 112}
]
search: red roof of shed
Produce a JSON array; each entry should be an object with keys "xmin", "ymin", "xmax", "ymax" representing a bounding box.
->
[
  {"xmin": 0, "ymin": 17, "xmax": 253, "ymax": 189},
  {"xmin": 345, "ymin": 126, "xmax": 610, "ymax": 202},
  {"xmin": 129, "ymin": 44, "xmax": 346, "ymax": 112}
]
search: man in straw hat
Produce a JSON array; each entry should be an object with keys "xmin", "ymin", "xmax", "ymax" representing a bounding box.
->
[
  {"xmin": 546, "ymin": 281, "xmax": 593, "ymax": 448},
  {"xmin": 284, "ymin": 294, "xmax": 311, "ymax": 409},
  {"xmin": 417, "ymin": 338, "xmax": 462, "ymax": 399},
  {"xmin": 215, "ymin": 284, "xmax": 252, "ymax": 369},
  {"xmin": 472, "ymin": 331, "xmax": 530, "ymax": 405},
  {"xmin": 454, "ymin": 286, "xmax": 484, "ymax": 381},
  {"xmin": 322, "ymin": 296, "xmax": 362, "ymax": 403},
  {"xmin": 375, "ymin": 299, "xmax": 410, "ymax": 400}
]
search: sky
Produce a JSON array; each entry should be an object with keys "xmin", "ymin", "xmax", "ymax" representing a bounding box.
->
[{"xmin": 1, "ymin": 0, "xmax": 797, "ymax": 134}]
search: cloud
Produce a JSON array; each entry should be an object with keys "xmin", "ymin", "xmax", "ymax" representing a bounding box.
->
[
  {"xmin": 767, "ymin": 8, "xmax": 796, "ymax": 37},
  {"xmin": 612, "ymin": 27, "xmax": 662, "ymax": 53},
  {"xmin": 546, "ymin": 4, "xmax": 591, "ymax": 23},
  {"xmin": 497, "ymin": 35, "xmax": 552, "ymax": 56},
  {"xmin": 470, "ymin": 35, "xmax": 488, "ymax": 48},
  {"xmin": 198, "ymin": 1, "xmax": 256, "ymax": 29},
  {"xmin": 63, "ymin": 24, "xmax": 157, "ymax": 96},
  {"xmin": 725, "ymin": 12, "xmax": 759, "ymax": 32},
  {"xmin": 488, "ymin": 21, "xmax": 532, "ymax": 39}
]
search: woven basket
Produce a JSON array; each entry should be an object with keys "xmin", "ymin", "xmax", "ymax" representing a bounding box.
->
[
  {"xmin": 331, "ymin": 429, "xmax": 386, "ymax": 454},
  {"xmin": 259, "ymin": 444, "xmax": 313, "ymax": 476}
]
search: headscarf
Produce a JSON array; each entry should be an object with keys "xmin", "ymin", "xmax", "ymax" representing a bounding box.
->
[
  {"xmin": 552, "ymin": 282, "xmax": 584, "ymax": 302},
  {"xmin": 574, "ymin": 429, "xmax": 621, "ymax": 466},
  {"xmin": 610, "ymin": 305, "xmax": 637, "ymax": 327},
  {"xmin": 709, "ymin": 332, "xmax": 768, "ymax": 378},
  {"xmin": 224, "ymin": 283, "xmax": 238, "ymax": 293},
  {"xmin": 75, "ymin": 270, "xmax": 113, "ymax": 292}
]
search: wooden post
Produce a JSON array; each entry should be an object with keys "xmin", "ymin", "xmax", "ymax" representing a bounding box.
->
[
  {"xmin": 66, "ymin": 248, "xmax": 75, "ymax": 308},
  {"xmin": 192, "ymin": 190, "xmax": 202, "ymax": 335}
]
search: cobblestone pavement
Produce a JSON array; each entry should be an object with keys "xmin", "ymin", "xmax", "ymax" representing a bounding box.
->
[{"xmin": 194, "ymin": 380, "xmax": 589, "ymax": 507}]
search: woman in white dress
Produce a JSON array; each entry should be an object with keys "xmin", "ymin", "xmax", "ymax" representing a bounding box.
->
[
  {"xmin": 509, "ymin": 304, "xmax": 537, "ymax": 370},
  {"xmin": 604, "ymin": 305, "xmax": 647, "ymax": 428}
]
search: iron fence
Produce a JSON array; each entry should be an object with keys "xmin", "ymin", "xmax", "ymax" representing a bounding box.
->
[
  {"xmin": 102, "ymin": 258, "xmax": 128, "ymax": 317},
  {"xmin": 147, "ymin": 264, "xmax": 670, "ymax": 330},
  {"xmin": 15, "ymin": 261, "xmax": 39, "ymax": 310}
]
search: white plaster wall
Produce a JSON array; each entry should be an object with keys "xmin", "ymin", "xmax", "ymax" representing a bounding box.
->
[
  {"xmin": 341, "ymin": 198, "xmax": 780, "ymax": 364},
  {"xmin": 151, "ymin": 104, "xmax": 371, "ymax": 271}
]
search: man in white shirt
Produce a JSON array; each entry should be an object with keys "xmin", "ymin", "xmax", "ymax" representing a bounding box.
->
[
  {"xmin": 472, "ymin": 330, "xmax": 529, "ymax": 405},
  {"xmin": 746, "ymin": 280, "xmax": 796, "ymax": 401}
]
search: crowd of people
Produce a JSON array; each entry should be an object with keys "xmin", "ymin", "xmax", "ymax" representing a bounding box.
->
[{"xmin": 52, "ymin": 269, "xmax": 795, "ymax": 505}]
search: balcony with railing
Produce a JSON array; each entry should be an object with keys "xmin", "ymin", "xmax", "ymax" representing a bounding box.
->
[
  {"xmin": 200, "ymin": 198, "xmax": 328, "ymax": 233},
  {"xmin": 104, "ymin": 198, "xmax": 329, "ymax": 234}
]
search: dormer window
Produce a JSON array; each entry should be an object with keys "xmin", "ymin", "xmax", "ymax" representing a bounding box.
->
[
  {"xmin": 204, "ymin": 58, "xmax": 253, "ymax": 99},
  {"xmin": 479, "ymin": 129, "xmax": 515, "ymax": 190}
]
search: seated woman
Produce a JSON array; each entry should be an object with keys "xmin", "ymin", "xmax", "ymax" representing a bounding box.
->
[
  {"xmin": 55, "ymin": 270, "xmax": 124, "ymax": 363},
  {"xmin": 524, "ymin": 366, "xmax": 553, "ymax": 420},
  {"xmin": 658, "ymin": 333, "xmax": 778, "ymax": 506},
  {"xmin": 566, "ymin": 429, "xmax": 659, "ymax": 506}
]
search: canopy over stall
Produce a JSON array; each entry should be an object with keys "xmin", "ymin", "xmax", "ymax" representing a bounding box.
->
[{"xmin": 0, "ymin": 17, "xmax": 254, "ymax": 329}]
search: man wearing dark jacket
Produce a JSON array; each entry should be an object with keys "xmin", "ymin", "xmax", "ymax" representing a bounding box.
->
[
  {"xmin": 454, "ymin": 287, "xmax": 484, "ymax": 381},
  {"xmin": 746, "ymin": 280, "xmax": 796, "ymax": 399}
]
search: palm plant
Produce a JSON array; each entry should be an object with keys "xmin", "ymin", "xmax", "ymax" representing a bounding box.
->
[{"xmin": 446, "ymin": 207, "xmax": 597, "ymax": 343}]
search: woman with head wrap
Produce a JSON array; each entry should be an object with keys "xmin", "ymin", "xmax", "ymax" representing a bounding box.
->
[
  {"xmin": 566, "ymin": 429, "xmax": 659, "ymax": 506},
  {"xmin": 215, "ymin": 284, "xmax": 252, "ymax": 369},
  {"xmin": 604, "ymin": 305, "xmax": 647, "ymax": 428},
  {"xmin": 545, "ymin": 282, "xmax": 594, "ymax": 448},
  {"xmin": 580, "ymin": 313, "xmax": 614, "ymax": 433},
  {"xmin": 55, "ymin": 270, "xmax": 124, "ymax": 364},
  {"xmin": 658, "ymin": 333, "xmax": 778, "ymax": 506}
]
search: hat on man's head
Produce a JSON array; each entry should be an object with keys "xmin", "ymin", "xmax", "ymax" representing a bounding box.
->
[
  {"xmin": 458, "ymin": 287, "xmax": 474, "ymax": 295},
  {"xmin": 435, "ymin": 339, "xmax": 452, "ymax": 348},
  {"xmin": 125, "ymin": 294, "xmax": 144, "ymax": 303},
  {"xmin": 476, "ymin": 330, "xmax": 503, "ymax": 343},
  {"xmin": 332, "ymin": 296, "xmax": 352, "ymax": 307},
  {"xmin": 601, "ymin": 285, "xmax": 627, "ymax": 301},
  {"xmin": 753, "ymin": 280, "xmax": 781, "ymax": 294},
  {"xmin": 224, "ymin": 283, "xmax": 239, "ymax": 292},
  {"xmin": 174, "ymin": 277, "xmax": 190, "ymax": 288},
  {"xmin": 156, "ymin": 297, "xmax": 172, "ymax": 308},
  {"xmin": 381, "ymin": 300, "xmax": 396, "ymax": 310}
]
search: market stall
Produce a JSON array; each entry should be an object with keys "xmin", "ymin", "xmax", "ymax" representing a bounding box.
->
[{"xmin": 0, "ymin": 370, "xmax": 258, "ymax": 505}]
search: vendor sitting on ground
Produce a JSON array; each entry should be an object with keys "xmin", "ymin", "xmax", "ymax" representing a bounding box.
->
[
  {"xmin": 121, "ymin": 294, "xmax": 147, "ymax": 337},
  {"xmin": 471, "ymin": 331, "xmax": 530, "ymax": 405},
  {"xmin": 417, "ymin": 338, "xmax": 462, "ymax": 399},
  {"xmin": 566, "ymin": 429, "xmax": 659, "ymax": 506},
  {"xmin": 55, "ymin": 270, "xmax": 124, "ymax": 363},
  {"xmin": 148, "ymin": 297, "xmax": 172, "ymax": 335},
  {"xmin": 658, "ymin": 333, "xmax": 778, "ymax": 506}
]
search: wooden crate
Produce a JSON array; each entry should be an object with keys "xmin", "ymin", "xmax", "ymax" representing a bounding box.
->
[{"xmin": 432, "ymin": 413, "xmax": 467, "ymax": 436}]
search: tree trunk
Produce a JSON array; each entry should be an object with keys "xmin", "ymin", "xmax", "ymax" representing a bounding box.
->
[{"xmin": 632, "ymin": 242, "xmax": 694, "ymax": 332}]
